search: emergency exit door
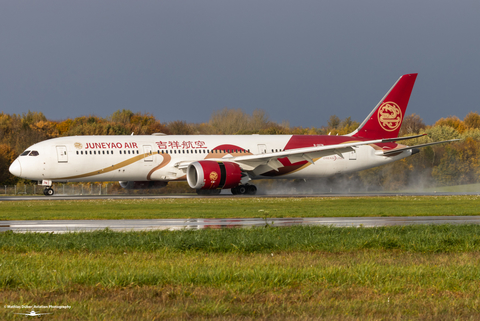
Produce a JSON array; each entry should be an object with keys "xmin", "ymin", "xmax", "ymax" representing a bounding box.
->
[{"xmin": 257, "ymin": 144, "xmax": 267, "ymax": 154}]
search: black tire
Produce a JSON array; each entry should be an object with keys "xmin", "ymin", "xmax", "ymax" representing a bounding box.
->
[
  {"xmin": 46, "ymin": 188, "xmax": 54, "ymax": 196},
  {"xmin": 237, "ymin": 185, "xmax": 247, "ymax": 194},
  {"xmin": 246, "ymin": 185, "xmax": 257, "ymax": 195}
]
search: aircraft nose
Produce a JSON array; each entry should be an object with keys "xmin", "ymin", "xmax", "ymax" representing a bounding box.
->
[{"xmin": 9, "ymin": 159, "xmax": 22, "ymax": 177}]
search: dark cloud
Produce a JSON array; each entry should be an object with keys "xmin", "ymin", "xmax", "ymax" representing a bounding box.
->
[{"xmin": 1, "ymin": 1, "xmax": 479, "ymax": 127}]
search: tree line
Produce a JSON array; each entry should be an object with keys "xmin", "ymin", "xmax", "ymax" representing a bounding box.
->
[{"xmin": 1, "ymin": 108, "xmax": 478, "ymax": 190}]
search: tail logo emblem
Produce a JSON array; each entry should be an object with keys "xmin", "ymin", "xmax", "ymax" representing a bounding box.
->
[{"xmin": 377, "ymin": 102, "xmax": 402, "ymax": 132}]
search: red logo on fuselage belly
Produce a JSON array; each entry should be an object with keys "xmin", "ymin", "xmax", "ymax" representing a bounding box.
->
[{"xmin": 377, "ymin": 102, "xmax": 402, "ymax": 132}]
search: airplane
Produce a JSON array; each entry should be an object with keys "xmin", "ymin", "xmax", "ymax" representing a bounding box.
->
[
  {"xmin": 14, "ymin": 310, "xmax": 52, "ymax": 316},
  {"xmin": 9, "ymin": 73, "xmax": 458, "ymax": 196}
]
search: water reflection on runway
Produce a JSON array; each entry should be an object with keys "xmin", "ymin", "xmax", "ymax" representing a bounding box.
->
[{"xmin": 1, "ymin": 216, "xmax": 480, "ymax": 233}]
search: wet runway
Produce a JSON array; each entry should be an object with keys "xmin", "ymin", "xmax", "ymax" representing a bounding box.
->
[
  {"xmin": 1, "ymin": 216, "xmax": 480, "ymax": 233},
  {"xmin": 1, "ymin": 191, "xmax": 478, "ymax": 202}
]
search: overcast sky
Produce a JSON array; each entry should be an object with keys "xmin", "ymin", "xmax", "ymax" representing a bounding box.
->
[{"xmin": 1, "ymin": 1, "xmax": 479, "ymax": 128}]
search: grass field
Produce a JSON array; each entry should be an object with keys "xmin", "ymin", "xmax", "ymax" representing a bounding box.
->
[
  {"xmin": 2, "ymin": 225, "xmax": 480, "ymax": 320},
  {"xmin": 2, "ymin": 196, "xmax": 480, "ymax": 319},
  {"xmin": 1, "ymin": 195, "xmax": 480, "ymax": 220}
]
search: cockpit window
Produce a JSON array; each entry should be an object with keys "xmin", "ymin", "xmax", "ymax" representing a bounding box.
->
[
  {"xmin": 20, "ymin": 150, "xmax": 31, "ymax": 156},
  {"xmin": 29, "ymin": 151, "xmax": 39, "ymax": 156}
]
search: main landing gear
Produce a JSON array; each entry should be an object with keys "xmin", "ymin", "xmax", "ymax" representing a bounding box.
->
[
  {"xmin": 195, "ymin": 184, "xmax": 258, "ymax": 196},
  {"xmin": 231, "ymin": 184, "xmax": 257, "ymax": 195},
  {"xmin": 43, "ymin": 187, "xmax": 55, "ymax": 196}
]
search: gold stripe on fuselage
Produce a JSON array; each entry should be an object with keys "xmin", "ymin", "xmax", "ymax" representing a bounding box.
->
[{"xmin": 55, "ymin": 152, "xmax": 162, "ymax": 180}]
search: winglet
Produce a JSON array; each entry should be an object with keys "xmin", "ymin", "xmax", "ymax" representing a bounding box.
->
[{"xmin": 348, "ymin": 73, "xmax": 418, "ymax": 139}]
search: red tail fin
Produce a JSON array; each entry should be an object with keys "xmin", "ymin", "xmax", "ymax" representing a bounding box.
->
[{"xmin": 349, "ymin": 73, "xmax": 417, "ymax": 139}]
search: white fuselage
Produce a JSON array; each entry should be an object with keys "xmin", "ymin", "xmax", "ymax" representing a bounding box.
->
[{"xmin": 10, "ymin": 134, "xmax": 412, "ymax": 184}]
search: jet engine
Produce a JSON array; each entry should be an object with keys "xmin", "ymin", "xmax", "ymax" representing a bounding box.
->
[
  {"xmin": 187, "ymin": 161, "xmax": 242, "ymax": 190},
  {"xmin": 119, "ymin": 181, "xmax": 168, "ymax": 190}
]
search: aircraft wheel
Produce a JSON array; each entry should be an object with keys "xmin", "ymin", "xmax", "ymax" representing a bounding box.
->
[
  {"xmin": 236, "ymin": 185, "xmax": 247, "ymax": 195},
  {"xmin": 246, "ymin": 185, "xmax": 257, "ymax": 195},
  {"xmin": 231, "ymin": 187, "xmax": 238, "ymax": 195},
  {"xmin": 45, "ymin": 188, "xmax": 54, "ymax": 196}
]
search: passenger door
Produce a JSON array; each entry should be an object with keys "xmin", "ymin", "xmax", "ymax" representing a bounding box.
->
[{"xmin": 56, "ymin": 146, "xmax": 68, "ymax": 163}]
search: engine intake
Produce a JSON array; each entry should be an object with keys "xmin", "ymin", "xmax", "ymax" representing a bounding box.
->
[
  {"xmin": 187, "ymin": 161, "xmax": 242, "ymax": 190},
  {"xmin": 119, "ymin": 181, "xmax": 168, "ymax": 189}
]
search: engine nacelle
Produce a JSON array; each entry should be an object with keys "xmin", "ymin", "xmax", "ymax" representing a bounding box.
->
[
  {"xmin": 187, "ymin": 161, "xmax": 242, "ymax": 190},
  {"xmin": 119, "ymin": 181, "xmax": 168, "ymax": 190}
]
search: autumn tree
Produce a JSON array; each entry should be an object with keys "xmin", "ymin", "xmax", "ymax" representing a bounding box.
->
[
  {"xmin": 399, "ymin": 113, "xmax": 426, "ymax": 136},
  {"xmin": 434, "ymin": 116, "xmax": 466, "ymax": 133},
  {"xmin": 209, "ymin": 108, "xmax": 274, "ymax": 134},
  {"xmin": 167, "ymin": 120, "xmax": 194, "ymax": 135},
  {"xmin": 464, "ymin": 112, "xmax": 480, "ymax": 129},
  {"xmin": 0, "ymin": 144, "xmax": 18, "ymax": 185}
]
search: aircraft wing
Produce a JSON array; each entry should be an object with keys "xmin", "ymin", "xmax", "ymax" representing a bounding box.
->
[
  {"xmin": 174, "ymin": 134, "xmax": 457, "ymax": 176},
  {"xmin": 231, "ymin": 139, "xmax": 386, "ymax": 175},
  {"xmin": 174, "ymin": 139, "xmax": 382, "ymax": 173}
]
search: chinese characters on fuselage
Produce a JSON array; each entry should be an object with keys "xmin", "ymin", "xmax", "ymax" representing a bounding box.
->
[{"xmin": 155, "ymin": 141, "xmax": 207, "ymax": 149}]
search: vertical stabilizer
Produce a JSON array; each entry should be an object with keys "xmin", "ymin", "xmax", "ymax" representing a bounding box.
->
[{"xmin": 348, "ymin": 73, "xmax": 417, "ymax": 139}]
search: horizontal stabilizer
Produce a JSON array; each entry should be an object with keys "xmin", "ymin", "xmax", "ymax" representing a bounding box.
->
[
  {"xmin": 382, "ymin": 139, "xmax": 461, "ymax": 155},
  {"xmin": 381, "ymin": 133, "xmax": 426, "ymax": 143}
]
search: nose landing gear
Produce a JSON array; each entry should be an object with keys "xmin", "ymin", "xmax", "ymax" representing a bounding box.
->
[{"xmin": 43, "ymin": 187, "xmax": 55, "ymax": 196}]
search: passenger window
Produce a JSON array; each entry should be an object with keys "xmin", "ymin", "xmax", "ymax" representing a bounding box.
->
[{"xmin": 89, "ymin": 151, "xmax": 92, "ymax": 155}]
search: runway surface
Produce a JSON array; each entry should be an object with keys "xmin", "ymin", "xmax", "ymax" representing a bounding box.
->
[
  {"xmin": 1, "ymin": 216, "xmax": 480, "ymax": 233},
  {"xmin": 1, "ymin": 191, "xmax": 478, "ymax": 202}
]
